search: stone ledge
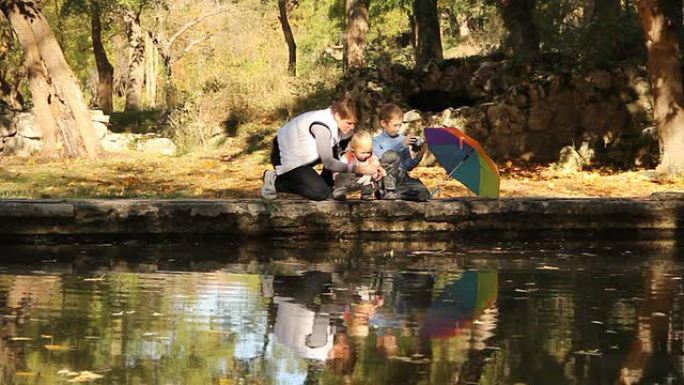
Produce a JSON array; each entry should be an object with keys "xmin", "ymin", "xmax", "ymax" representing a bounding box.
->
[{"xmin": 0, "ymin": 195, "xmax": 682, "ymax": 240}]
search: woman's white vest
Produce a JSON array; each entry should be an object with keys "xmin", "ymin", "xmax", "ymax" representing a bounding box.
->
[{"xmin": 275, "ymin": 108, "xmax": 340, "ymax": 175}]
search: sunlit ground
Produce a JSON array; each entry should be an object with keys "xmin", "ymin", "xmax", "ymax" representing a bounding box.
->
[{"xmin": 0, "ymin": 148, "xmax": 682, "ymax": 199}]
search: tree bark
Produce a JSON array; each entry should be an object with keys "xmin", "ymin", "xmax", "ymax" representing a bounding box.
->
[
  {"xmin": 2, "ymin": 1, "xmax": 100, "ymax": 158},
  {"xmin": 144, "ymin": 32, "xmax": 157, "ymax": 107},
  {"xmin": 345, "ymin": 0, "xmax": 369, "ymax": 70},
  {"xmin": 124, "ymin": 9, "xmax": 144, "ymax": 111},
  {"xmin": 90, "ymin": 0, "xmax": 113, "ymax": 113},
  {"xmin": 278, "ymin": 0, "xmax": 297, "ymax": 76},
  {"xmin": 498, "ymin": 0, "xmax": 539, "ymax": 63},
  {"xmin": 412, "ymin": 0, "xmax": 442, "ymax": 67},
  {"xmin": 637, "ymin": 0, "xmax": 684, "ymax": 174}
]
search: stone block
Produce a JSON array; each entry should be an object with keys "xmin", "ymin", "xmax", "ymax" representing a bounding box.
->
[
  {"xmin": 93, "ymin": 121, "xmax": 108, "ymax": 139},
  {"xmin": 137, "ymin": 137, "xmax": 177, "ymax": 156},
  {"xmin": 90, "ymin": 109, "xmax": 110, "ymax": 123},
  {"xmin": 3, "ymin": 136, "xmax": 43, "ymax": 157},
  {"xmin": 15, "ymin": 112, "xmax": 42, "ymax": 138},
  {"xmin": 100, "ymin": 133, "xmax": 133, "ymax": 153},
  {"xmin": 0, "ymin": 112, "xmax": 16, "ymax": 137}
]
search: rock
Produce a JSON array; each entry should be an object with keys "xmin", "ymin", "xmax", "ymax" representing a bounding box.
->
[
  {"xmin": 554, "ymin": 145, "xmax": 587, "ymax": 172},
  {"xmin": 403, "ymin": 110, "xmax": 422, "ymax": 123},
  {"xmin": 527, "ymin": 105, "xmax": 554, "ymax": 132},
  {"xmin": 0, "ymin": 112, "xmax": 16, "ymax": 137},
  {"xmin": 137, "ymin": 137, "xmax": 177, "ymax": 156},
  {"xmin": 15, "ymin": 112, "xmax": 42, "ymax": 139},
  {"xmin": 90, "ymin": 109, "xmax": 110, "ymax": 123},
  {"xmin": 3, "ymin": 136, "xmax": 43, "ymax": 157},
  {"xmin": 93, "ymin": 121, "xmax": 108, "ymax": 139},
  {"xmin": 587, "ymin": 70, "xmax": 613, "ymax": 91},
  {"xmin": 100, "ymin": 133, "xmax": 133, "ymax": 153}
]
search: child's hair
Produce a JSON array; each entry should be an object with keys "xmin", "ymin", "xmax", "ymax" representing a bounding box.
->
[
  {"xmin": 378, "ymin": 103, "xmax": 403, "ymax": 122},
  {"xmin": 331, "ymin": 97, "xmax": 358, "ymax": 120},
  {"xmin": 350, "ymin": 131, "xmax": 372, "ymax": 150}
]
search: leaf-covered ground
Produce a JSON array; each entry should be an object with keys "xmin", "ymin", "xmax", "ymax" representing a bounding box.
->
[{"xmin": 0, "ymin": 149, "xmax": 682, "ymax": 199}]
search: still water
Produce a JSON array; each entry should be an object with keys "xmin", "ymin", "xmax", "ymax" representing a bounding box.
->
[{"xmin": 0, "ymin": 239, "xmax": 682, "ymax": 385}]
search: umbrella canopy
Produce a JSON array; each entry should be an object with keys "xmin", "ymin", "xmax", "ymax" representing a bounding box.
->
[
  {"xmin": 424, "ymin": 127, "xmax": 500, "ymax": 198},
  {"xmin": 424, "ymin": 271, "xmax": 498, "ymax": 339}
]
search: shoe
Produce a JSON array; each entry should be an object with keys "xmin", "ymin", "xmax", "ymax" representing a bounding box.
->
[
  {"xmin": 261, "ymin": 170, "xmax": 278, "ymax": 199},
  {"xmin": 361, "ymin": 193, "xmax": 373, "ymax": 201},
  {"xmin": 383, "ymin": 191, "xmax": 399, "ymax": 200},
  {"xmin": 332, "ymin": 187, "xmax": 347, "ymax": 201}
]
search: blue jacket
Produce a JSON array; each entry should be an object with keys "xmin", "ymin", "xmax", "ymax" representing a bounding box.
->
[{"xmin": 372, "ymin": 131, "xmax": 422, "ymax": 171}]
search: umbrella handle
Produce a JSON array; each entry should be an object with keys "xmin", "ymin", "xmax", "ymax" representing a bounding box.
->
[{"xmin": 430, "ymin": 147, "xmax": 475, "ymax": 199}]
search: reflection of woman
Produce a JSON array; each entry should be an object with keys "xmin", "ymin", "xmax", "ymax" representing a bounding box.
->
[{"xmin": 261, "ymin": 97, "xmax": 377, "ymax": 200}]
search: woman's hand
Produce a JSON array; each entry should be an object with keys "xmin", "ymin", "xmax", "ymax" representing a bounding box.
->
[{"xmin": 354, "ymin": 161, "xmax": 378, "ymax": 176}]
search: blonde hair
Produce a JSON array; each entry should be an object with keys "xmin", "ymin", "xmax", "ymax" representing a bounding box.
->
[
  {"xmin": 350, "ymin": 131, "xmax": 372, "ymax": 150},
  {"xmin": 331, "ymin": 97, "xmax": 358, "ymax": 120},
  {"xmin": 378, "ymin": 103, "xmax": 403, "ymax": 122}
]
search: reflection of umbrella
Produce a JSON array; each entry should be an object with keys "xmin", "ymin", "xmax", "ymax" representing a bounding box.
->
[
  {"xmin": 425, "ymin": 271, "xmax": 498, "ymax": 339},
  {"xmin": 424, "ymin": 127, "xmax": 500, "ymax": 198}
]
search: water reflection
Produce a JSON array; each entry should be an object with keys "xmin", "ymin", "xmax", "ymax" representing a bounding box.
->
[{"xmin": 0, "ymin": 240, "xmax": 681, "ymax": 385}]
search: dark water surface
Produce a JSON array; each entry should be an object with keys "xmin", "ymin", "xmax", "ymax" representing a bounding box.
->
[{"xmin": 0, "ymin": 239, "xmax": 682, "ymax": 385}]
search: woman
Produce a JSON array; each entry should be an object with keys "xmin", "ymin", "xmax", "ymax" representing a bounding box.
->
[{"xmin": 261, "ymin": 97, "xmax": 377, "ymax": 200}]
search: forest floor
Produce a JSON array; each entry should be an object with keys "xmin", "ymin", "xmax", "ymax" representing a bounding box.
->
[{"xmin": 0, "ymin": 147, "xmax": 682, "ymax": 200}]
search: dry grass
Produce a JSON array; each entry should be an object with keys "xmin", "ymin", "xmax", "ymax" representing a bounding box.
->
[{"xmin": 1, "ymin": 146, "xmax": 682, "ymax": 200}]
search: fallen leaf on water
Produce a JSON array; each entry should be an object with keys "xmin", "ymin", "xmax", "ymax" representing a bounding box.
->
[
  {"xmin": 45, "ymin": 344, "xmax": 72, "ymax": 351},
  {"xmin": 84, "ymin": 274, "xmax": 105, "ymax": 282},
  {"xmin": 67, "ymin": 371, "xmax": 104, "ymax": 383}
]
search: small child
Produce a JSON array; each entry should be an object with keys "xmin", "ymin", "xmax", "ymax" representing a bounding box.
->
[{"xmin": 333, "ymin": 131, "xmax": 386, "ymax": 201}]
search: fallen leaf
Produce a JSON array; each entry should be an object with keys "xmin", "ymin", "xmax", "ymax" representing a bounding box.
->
[{"xmin": 45, "ymin": 344, "xmax": 72, "ymax": 351}]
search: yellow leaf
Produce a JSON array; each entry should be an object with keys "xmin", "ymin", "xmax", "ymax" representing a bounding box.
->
[{"xmin": 45, "ymin": 344, "xmax": 72, "ymax": 351}]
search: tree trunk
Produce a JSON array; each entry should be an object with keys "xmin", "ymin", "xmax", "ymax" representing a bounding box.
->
[
  {"xmin": 90, "ymin": 0, "xmax": 113, "ymax": 113},
  {"xmin": 412, "ymin": 0, "xmax": 443, "ymax": 67},
  {"xmin": 123, "ymin": 9, "xmax": 144, "ymax": 111},
  {"xmin": 498, "ymin": 0, "xmax": 539, "ymax": 63},
  {"xmin": 0, "ymin": 25, "xmax": 24, "ymax": 109},
  {"xmin": 0, "ymin": 1, "xmax": 96, "ymax": 156},
  {"xmin": 637, "ymin": 0, "xmax": 684, "ymax": 174},
  {"xmin": 345, "ymin": 0, "xmax": 369, "ymax": 70},
  {"xmin": 278, "ymin": 0, "xmax": 297, "ymax": 76},
  {"xmin": 144, "ymin": 32, "xmax": 157, "ymax": 107},
  {"xmin": 161, "ymin": 54, "xmax": 175, "ymax": 108}
]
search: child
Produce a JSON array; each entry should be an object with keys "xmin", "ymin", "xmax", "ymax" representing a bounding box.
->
[
  {"xmin": 372, "ymin": 103, "xmax": 430, "ymax": 202},
  {"xmin": 333, "ymin": 131, "xmax": 386, "ymax": 201}
]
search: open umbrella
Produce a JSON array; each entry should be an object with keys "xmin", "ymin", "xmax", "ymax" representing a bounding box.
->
[
  {"xmin": 424, "ymin": 127, "xmax": 500, "ymax": 198},
  {"xmin": 424, "ymin": 271, "xmax": 498, "ymax": 339}
]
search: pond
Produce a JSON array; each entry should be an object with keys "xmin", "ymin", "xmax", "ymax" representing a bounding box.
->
[{"xmin": 0, "ymin": 239, "xmax": 682, "ymax": 385}]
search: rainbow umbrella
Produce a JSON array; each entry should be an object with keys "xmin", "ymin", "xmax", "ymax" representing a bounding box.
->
[
  {"xmin": 424, "ymin": 271, "xmax": 498, "ymax": 339},
  {"xmin": 424, "ymin": 127, "xmax": 500, "ymax": 198}
]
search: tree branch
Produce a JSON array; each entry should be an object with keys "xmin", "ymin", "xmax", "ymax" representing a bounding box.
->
[
  {"xmin": 167, "ymin": 7, "xmax": 228, "ymax": 50},
  {"xmin": 173, "ymin": 33, "xmax": 214, "ymax": 63}
]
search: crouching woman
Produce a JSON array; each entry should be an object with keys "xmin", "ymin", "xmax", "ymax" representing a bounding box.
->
[{"xmin": 261, "ymin": 97, "xmax": 378, "ymax": 201}]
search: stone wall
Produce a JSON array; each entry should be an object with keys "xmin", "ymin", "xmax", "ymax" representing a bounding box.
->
[
  {"xmin": 341, "ymin": 60, "xmax": 659, "ymax": 168},
  {"xmin": 0, "ymin": 109, "xmax": 177, "ymax": 156}
]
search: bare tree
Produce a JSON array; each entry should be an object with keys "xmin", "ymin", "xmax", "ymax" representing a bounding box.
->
[
  {"xmin": 148, "ymin": 2, "xmax": 228, "ymax": 107},
  {"xmin": 1, "ymin": 0, "xmax": 100, "ymax": 157},
  {"xmin": 412, "ymin": 0, "xmax": 442, "ymax": 67},
  {"xmin": 278, "ymin": 0, "xmax": 297, "ymax": 76},
  {"xmin": 90, "ymin": 0, "xmax": 113, "ymax": 113},
  {"xmin": 345, "ymin": 0, "xmax": 369, "ymax": 70},
  {"xmin": 124, "ymin": 7, "xmax": 145, "ymax": 111},
  {"xmin": 636, "ymin": 0, "xmax": 684, "ymax": 174}
]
